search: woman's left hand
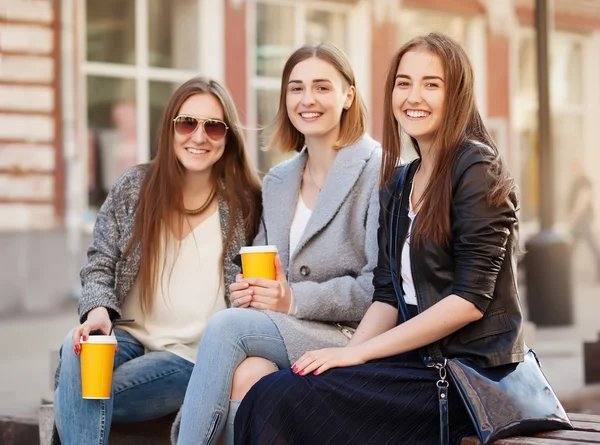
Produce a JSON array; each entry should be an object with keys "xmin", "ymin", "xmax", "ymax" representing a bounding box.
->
[
  {"xmin": 292, "ymin": 346, "xmax": 366, "ymax": 376},
  {"xmin": 245, "ymin": 255, "xmax": 292, "ymax": 313}
]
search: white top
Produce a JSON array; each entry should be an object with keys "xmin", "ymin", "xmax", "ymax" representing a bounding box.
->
[
  {"xmin": 401, "ymin": 181, "xmax": 418, "ymax": 306},
  {"xmin": 289, "ymin": 194, "xmax": 313, "ymax": 256},
  {"xmin": 287, "ymin": 193, "xmax": 313, "ymax": 316},
  {"xmin": 120, "ymin": 210, "xmax": 226, "ymax": 363}
]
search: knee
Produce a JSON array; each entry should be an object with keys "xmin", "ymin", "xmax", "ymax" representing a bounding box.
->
[
  {"xmin": 231, "ymin": 357, "xmax": 277, "ymax": 400},
  {"xmin": 204, "ymin": 308, "xmax": 248, "ymax": 340}
]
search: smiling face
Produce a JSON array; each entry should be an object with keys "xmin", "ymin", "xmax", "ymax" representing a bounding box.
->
[
  {"xmin": 285, "ymin": 57, "xmax": 354, "ymax": 146},
  {"xmin": 173, "ymin": 93, "xmax": 226, "ymax": 177},
  {"xmin": 392, "ymin": 50, "xmax": 446, "ymax": 150}
]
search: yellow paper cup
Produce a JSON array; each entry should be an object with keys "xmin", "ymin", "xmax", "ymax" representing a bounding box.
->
[
  {"xmin": 240, "ymin": 245, "xmax": 278, "ymax": 280},
  {"xmin": 80, "ymin": 335, "xmax": 117, "ymax": 399}
]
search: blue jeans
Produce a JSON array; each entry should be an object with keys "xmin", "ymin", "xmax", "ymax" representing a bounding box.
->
[
  {"xmin": 176, "ymin": 308, "xmax": 290, "ymax": 445},
  {"xmin": 54, "ymin": 329, "xmax": 194, "ymax": 445}
]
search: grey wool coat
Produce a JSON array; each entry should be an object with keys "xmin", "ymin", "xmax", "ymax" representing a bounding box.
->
[
  {"xmin": 170, "ymin": 135, "xmax": 382, "ymax": 444},
  {"xmin": 258, "ymin": 133, "xmax": 382, "ymax": 364},
  {"xmin": 50, "ymin": 164, "xmax": 246, "ymax": 445}
]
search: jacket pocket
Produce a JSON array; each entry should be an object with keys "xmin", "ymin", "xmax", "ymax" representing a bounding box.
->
[{"xmin": 458, "ymin": 308, "xmax": 512, "ymax": 344}]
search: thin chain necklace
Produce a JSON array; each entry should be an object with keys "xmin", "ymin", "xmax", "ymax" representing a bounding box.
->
[
  {"xmin": 306, "ymin": 162, "xmax": 323, "ymax": 193},
  {"xmin": 184, "ymin": 188, "xmax": 216, "ymax": 215}
]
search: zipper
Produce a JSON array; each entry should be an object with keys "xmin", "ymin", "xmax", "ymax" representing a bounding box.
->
[{"xmin": 203, "ymin": 412, "xmax": 222, "ymax": 445}]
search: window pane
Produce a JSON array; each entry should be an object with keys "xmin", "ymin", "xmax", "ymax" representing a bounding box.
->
[
  {"xmin": 518, "ymin": 33, "xmax": 538, "ymax": 102},
  {"xmin": 86, "ymin": 0, "xmax": 135, "ymax": 64},
  {"xmin": 256, "ymin": 3, "xmax": 295, "ymax": 77},
  {"xmin": 256, "ymin": 89, "xmax": 294, "ymax": 173},
  {"xmin": 517, "ymin": 110, "xmax": 539, "ymax": 223},
  {"xmin": 149, "ymin": 80, "xmax": 182, "ymax": 158},
  {"xmin": 148, "ymin": 0, "xmax": 199, "ymax": 70},
  {"xmin": 398, "ymin": 9, "xmax": 469, "ymax": 47},
  {"xmin": 87, "ymin": 76, "xmax": 137, "ymax": 218},
  {"xmin": 551, "ymin": 38, "xmax": 582, "ymax": 106},
  {"xmin": 305, "ymin": 9, "xmax": 347, "ymax": 50},
  {"xmin": 553, "ymin": 113, "xmax": 584, "ymax": 222}
]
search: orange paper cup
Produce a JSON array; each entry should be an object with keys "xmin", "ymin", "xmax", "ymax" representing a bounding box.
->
[
  {"xmin": 240, "ymin": 245, "xmax": 278, "ymax": 280},
  {"xmin": 80, "ymin": 335, "xmax": 117, "ymax": 399}
]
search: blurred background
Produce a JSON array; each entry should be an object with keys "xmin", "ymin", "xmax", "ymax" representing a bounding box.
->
[{"xmin": 1, "ymin": 0, "xmax": 599, "ymax": 439}]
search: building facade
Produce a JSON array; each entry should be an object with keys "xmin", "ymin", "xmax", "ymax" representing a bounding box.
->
[{"xmin": 1, "ymin": 0, "xmax": 600, "ymax": 313}]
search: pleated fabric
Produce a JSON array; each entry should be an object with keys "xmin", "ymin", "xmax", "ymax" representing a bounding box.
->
[{"xmin": 234, "ymin": 307, "xmax": 475, "ymax": 445}]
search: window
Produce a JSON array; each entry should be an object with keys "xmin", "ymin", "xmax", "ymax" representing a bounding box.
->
[
  {"xmin": 249, "ymin": 0, "xmax": 357, "ymax": 174},
  {"xmin": 515, "ymin": 28, "xmax": 586, "ymax": 223},
  {"xmin": 81, "ymin": 0, "xmax": 217, "ymax": 223}
]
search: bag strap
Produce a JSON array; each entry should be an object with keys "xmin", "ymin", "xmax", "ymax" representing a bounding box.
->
[{"xmin": 388, "ymin": 163, "xmax": 450, "ymax": 445}]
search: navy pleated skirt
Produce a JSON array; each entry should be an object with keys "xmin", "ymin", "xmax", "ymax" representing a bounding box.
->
[{"xmin": 234, "ymin": 306, "xmax": 475, "ymax": 445}]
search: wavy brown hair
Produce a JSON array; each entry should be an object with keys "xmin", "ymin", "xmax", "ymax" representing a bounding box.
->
[
  {"xmin": 269, "ymin": 43, "xmax": 367, "ymax": 152},
  {"xmin": 381, "ymin": 33, "xmax": 516, "ymax": 246},
  {"xmin": 124, "ymin": 77, "xmax": 262, "ymax": 314}
]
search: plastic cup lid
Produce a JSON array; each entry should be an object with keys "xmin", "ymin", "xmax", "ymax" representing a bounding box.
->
[
  {"xmin": 80, "ymin": 335, "xmax": 117, "ymax": 344},
  {"xmin": 240, "ymin": 245, "xmax": 278, "ymax": 254}
]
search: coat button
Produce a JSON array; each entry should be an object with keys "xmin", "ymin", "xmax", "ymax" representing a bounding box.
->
[{"xmin": 300, "ymin": 265, "xmax": 310, "ymax": 277}]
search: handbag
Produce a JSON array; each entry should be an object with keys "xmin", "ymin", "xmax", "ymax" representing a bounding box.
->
[{"xmin": 387, "ymin": 163, "xmax": 573, "ymax": 445}]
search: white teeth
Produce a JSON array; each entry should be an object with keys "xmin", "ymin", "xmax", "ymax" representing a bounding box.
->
[
  {"xmin": 300, "ymin": 112, "xmax": 322, "ymax": 119},
  {"xmin": 406, "ymin": 110, "xmax": 430, "ymax": 118},
  {"xmin": 187, "ymin": 148, "xmax": 207, "ymax": 154}
]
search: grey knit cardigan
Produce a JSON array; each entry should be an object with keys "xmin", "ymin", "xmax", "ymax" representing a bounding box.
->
[{"xmin": 50, "ymin": 164, "xmax": 247, "ymax": 445}]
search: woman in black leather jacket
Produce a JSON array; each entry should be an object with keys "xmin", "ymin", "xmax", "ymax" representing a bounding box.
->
[{"xmin": 233, "ymin": 32, "xmax": 522, "ymax": 445}]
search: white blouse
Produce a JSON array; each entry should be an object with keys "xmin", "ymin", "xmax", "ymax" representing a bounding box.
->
[{"xmin": 401, "ymin": 182, "xmax": 418, "ymax": 306}]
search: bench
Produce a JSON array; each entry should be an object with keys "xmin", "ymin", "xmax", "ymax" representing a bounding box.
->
[
  {"xmin": 460, "ymin": 413, "xmax": 600, "ymax": 444},
  {"xmin": 39, "ymin": 404, "xmax": 174, "ymax": 445}
]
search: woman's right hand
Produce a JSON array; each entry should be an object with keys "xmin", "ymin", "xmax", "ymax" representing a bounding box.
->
[
  {"xmin": 229, "ymin": 274, "xmax": 253, "ymax": 308},
  {"xmin": 71, "ymin": 306, "xmax": 112, "ymax": 352}
]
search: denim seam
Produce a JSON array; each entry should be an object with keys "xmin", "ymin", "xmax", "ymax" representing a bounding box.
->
[{"xmin": 98, "ymin": 400, "xmax": 106, "ymax": 445}]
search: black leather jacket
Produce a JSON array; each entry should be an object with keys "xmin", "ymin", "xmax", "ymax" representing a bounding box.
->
[{"xmin": 373, "ymin": 143, "xmax": 524, "ymax": 368}]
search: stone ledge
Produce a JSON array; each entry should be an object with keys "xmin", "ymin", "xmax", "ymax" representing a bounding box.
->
[{"xmin": 0, "ymin": 415, "xmax": 39, "ymax": 445}]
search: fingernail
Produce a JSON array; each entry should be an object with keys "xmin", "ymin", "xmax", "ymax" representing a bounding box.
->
[
  {"xmin": 300, "ymin": 370, "xmax": 306, "ymax": 376},
  {"xmin": 292, "ymin": 365, "xmax": 297, "ymax": 373},
  {"xmin": 314, "ymin": 370, "xmax": 320, "ymax": 376},
  {"xmin": 82, "ymin": 336, "xmax": 87, "ymax": 341}
]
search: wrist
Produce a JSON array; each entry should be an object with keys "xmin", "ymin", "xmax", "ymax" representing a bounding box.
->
[
  {"xmin": 88, "ymin": 306, "xmax": 109, "ymax": 318},
  {"xmin": 354, "ymin": 343, "xmax": 371, "ymax": 363}
]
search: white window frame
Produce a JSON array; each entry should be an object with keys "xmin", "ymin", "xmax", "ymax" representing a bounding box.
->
[
  {"xmin": 246, "ymin": 0, "xmax": 372, "ymax": 166},
  {"xmin": 73, "ymin": 0, "xmax": 224, "ymax": 232}
]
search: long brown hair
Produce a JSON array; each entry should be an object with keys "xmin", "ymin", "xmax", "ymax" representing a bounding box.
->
[
  {"xmin": 124, "ymin": 77, "xmax": 262, "ymax": 314},
  {"xmin": 381, "ymin": 32, "xmax": 516, "ymax": 246},
  {"xmin": 269, "ymin": 43, "xmax": 367, "ymax": 152}
]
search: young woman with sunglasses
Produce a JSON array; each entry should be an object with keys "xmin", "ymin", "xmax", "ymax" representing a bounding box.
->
[
  {"xmin": 51, "ymin": 77, "xmax": 261, "ymax": 445},
  {"xmin": 175, "ymin": 43, "xmax": 381, "ymax": 445},
  {"xmin": 233, "ymin": 33, "xmax": 522, "ymax": 445}
]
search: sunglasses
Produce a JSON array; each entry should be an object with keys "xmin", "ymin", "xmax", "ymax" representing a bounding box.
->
[{"xmin": 173, "ymin": 115, "xmax": 228, "ymax": 141}]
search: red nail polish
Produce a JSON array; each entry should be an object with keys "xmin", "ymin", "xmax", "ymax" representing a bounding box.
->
[
  {"xmin": 300, "ymin": 370, "xmax": 306, "ymax": 376},
  {"xmin": 292, "ymin": 365, "xmax": 297, "ymax": 372},
  {"xmin": 314, "ymin": 370, "xmax": 320, "ymax": 376},
  {"xmin": 82, "ymin": 336, "xmax": 87, "ymax": 341}
]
